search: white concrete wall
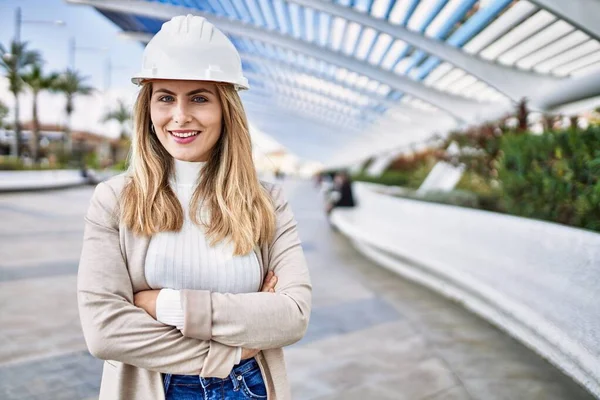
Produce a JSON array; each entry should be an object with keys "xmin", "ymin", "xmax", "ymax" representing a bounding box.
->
[
  {"xmin": 0, "ymin": 170, "xmax": 88, "ymax": 192},
  {"xmin": 331, "ymin": 182, "xmax": 600, "ymax": 398}
]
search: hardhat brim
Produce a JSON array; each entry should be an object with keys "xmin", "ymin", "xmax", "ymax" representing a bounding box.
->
[{"xmin": 131, "ymin": 74, "xmax": 249, "ymax": 91}]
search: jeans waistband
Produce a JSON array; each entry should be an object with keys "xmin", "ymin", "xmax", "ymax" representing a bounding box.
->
[{"xmin": 163, "ymin": 357, "xmax": 262, "ymax": 394}]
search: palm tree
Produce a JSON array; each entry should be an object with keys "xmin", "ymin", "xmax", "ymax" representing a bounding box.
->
[
  {"xmin": 0, "ymin": 40, "xmax": 42, "ymax": 157},
  {"xmin": 21, "ymin": 64, "xmax": 59, "ymax": 163},
  {"xmin": 103, "ymin": 99, "xmax": 132, "ymax": 140},
  {"xmin": 54, "ymin": 69, "xmax": 94, "ymax": 154},
  {"xmin": 0, "ymin": 100, "xmax": 8, "ymax": 128}
]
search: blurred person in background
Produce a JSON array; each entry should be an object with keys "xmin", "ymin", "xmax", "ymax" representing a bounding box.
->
[
  {"xmin": 77, "ymin": 15, "xmax": 311, "ymax": 400},
  {"xmin": 325, "ymin": 171, "xmax": 355, "ymax": 216}
]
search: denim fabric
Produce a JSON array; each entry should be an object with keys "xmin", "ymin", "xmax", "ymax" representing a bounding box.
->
[{"xmin": 164, "ymin": 358, "xmax": 267, "ymax": 400}]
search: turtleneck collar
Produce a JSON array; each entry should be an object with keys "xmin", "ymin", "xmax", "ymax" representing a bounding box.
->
[{"xmin": 172, "ymin": 158, "xmax": 206, "ymax": 185}]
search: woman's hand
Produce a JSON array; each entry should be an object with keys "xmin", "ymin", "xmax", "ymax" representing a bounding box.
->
[
  {"xmin": 241, "ymin": 271, "xmax": 278, "ymax": 360},
  {"xmin": 134, "ymin": 289, "xmax": 161, "ymax": 319},
  {"xmin": 261, "ymin": 270, "xmax": 278, "ymax": 293}
]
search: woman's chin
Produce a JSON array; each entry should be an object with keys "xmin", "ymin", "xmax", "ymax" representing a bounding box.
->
[{"xmin": 169, "ymin": 148, "xmax": 207, "ymax": 163}]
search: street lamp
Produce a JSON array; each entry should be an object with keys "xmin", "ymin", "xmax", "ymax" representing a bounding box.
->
[
  {"xmin": 14, "ymin": 7, "xmax": 65, "ymax": 44},
  {"xmin": 104, "ymin": 57, "xmax": 127, "ymax": 92},
  {"xmin": 69, "ymin": 37, "xmax": 108, "ymax": 71},
  {"xmin": 9, "ymin": 6, "xmax": 65, "ymax": 158}
]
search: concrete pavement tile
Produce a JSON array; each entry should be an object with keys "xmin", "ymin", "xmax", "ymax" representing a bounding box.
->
[
  {"xmin": 290, "ymin": 381, "xmax": 334, "ymax": 400},
  {"xmin": 419, "ymin": 322, "xmax": 509, "ymax": 346},
  {"xmin": 314, "ymin": 385, "xmax": 400, "ymax": 400},
  {"xmin": 373, "ymin": 357, "xmax": 460, "ymax": 400},
  {"xmin": 315, "ymin": 359, "xmax": 397, "ymax": 393},
  {"xmin": 462, "ymin": 378, "xmax": 594, "ymax": 400},
  {"xmin": 0, "ymin": 275, "xmax": 87, "ymax": 366},
  {"xmin": 298, "ymin": 296, "xmax": 402, "ymax": 345},
  {"xmin": 423, "ymin": 385, "xmax": 472, "ymax": 400},
  {"xmin": 434, "ymin": 340, "xmax": 572, "ymax": 382},
  {"xmin": 308, "ymin": 269, "xmax": 374, "ymax": 309},
  {"xmin": 0, "ymin": 261, "xmax": 79, "ymax": 282},
  {"xmin": 296, "ymin": 321, "xmax": 419, "ymax": 359},
  {"xmin": 0, "ymin": 351, "xmax": 102, "ymax": 400}
]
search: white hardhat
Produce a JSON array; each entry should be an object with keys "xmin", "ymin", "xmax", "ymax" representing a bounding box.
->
[{"xmin": 131, "ymin": 14, "xmax": 249, "ymax": 90}]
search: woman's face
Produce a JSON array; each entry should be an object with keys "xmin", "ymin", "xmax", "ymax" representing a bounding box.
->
[{"xmin": 150, "ymin": 80, "xmax": 223, "ymax": 162}]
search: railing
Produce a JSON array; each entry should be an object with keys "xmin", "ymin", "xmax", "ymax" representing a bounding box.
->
[{"xmin": 331, "ymin": 182, "xmax": 600, "ymax": 398}]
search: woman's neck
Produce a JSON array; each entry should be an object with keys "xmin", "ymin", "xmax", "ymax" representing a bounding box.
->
[{"xmin": 172, "ymin": 158, "xmax": 206, "ymax": 185}]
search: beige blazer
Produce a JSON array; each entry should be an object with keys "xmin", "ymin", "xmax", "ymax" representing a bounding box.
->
[{"xmin": 77, "ymin": 174, "xmax": 312, "ymax": 399}]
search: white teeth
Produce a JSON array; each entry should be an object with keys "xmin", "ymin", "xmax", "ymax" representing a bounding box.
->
[{"xmin": 171, "ymin": 131, "xmax": 199, "ymax": 138}]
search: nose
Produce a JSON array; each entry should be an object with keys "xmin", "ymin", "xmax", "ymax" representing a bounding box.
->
[{"xmin": 173, "ymin": 100, "xmax": 192, "ymax": 125}]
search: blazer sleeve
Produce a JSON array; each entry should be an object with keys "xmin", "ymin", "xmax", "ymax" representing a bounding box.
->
[
  {"xmin": 180, "ymin": 184, "xmax": 312, "ymax": 349},
  {"xmin": 78, "ymin": 182, "xmax": 237, "ymax": 378}
]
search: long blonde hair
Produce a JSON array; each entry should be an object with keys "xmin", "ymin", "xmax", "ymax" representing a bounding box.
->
[{"xmin": 121, "ymin": 82, "xmax": 276, "ymax": 256}]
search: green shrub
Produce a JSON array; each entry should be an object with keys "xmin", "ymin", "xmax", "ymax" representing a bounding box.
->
[
  {"xmin": 387, "ymin": 187, "xmax": 481, "ymax": 209},
  {"xmin": 112, "ymin": 159, "xmax": 129, "ymax": 171},
  {"xmin": 455, "ymin": 171, "xmax": 504, "ymax": 211},
  {"xmin": 0, "ymin": 156, "xmax": 63, "ymax": 170},
  {"xmin": 83, "ymin": 152, "xmax": 100, "ymax": 170},
  {"xmin": 353, "ymin": 163, "xmax": 433, "ymax": 189},
  {"xmin": 353, "ymin": 170, "xmax": 412, "ymax": 187},
  {"xmin": 498, "ymin": 126, "xmax": 600, "ymax": 231},
  {"xmin": 418, "ymin": 189, "xmax": 481, "ymax": 208}
]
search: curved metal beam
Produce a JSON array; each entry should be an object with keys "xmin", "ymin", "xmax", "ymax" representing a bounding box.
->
[
  {"xmin": 117, "ymin": 31, "xmax": 405, "ymax": 112},
  {"xmin": 119, "ymin": 29, "xmax": 467, "ymax": 122},
  {"xmin": 536, "ymin": 70, "xmax": 600, "ymax": 110},
  {"xmin": 247, "ymin": 74, "xmax": 460, "ymax": 130},
  {"xmin": 244, "ymin": 100, "xmax": 362, "ymax": 134},
  {"xmin": 245, "ymin": 84, "xmax": 373, "ymax": 124},
  {"xmin": 239, "ymin": 52, "xmax": 444, "ymax": 122},
  {"xmin": 244, "ymin": 70, "xmax": 414, "ymax": 123},
  {"xmin": 67, "ymin": 0, "xmax": 501, "ymax": 122},
  {"xmin": 245, "ymin": 71, "xmax": 382, "ymax": 115},
  {"xmin": 243, "ymin": 88, "xmax": 367, "ymax": 126},
  {"xmin": 286, "ymin": 0, "xmax": 561, "ymax": 102},
  {"xmin": 529, "ymin": 0, "xmax": 600, "ymax": 41},
  {"xmin": 119, "ymin": 30, "xmax": 600, "ymax": 114}
]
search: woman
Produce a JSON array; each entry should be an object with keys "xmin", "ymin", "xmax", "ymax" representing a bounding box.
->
[{"xmin": 78, "ymin": 15, "xmax": 311, "ymax": 400}]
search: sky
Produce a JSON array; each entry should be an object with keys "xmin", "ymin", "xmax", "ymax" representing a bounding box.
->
[
  {"xmin": 0, "ymin": 0, "xmax": 285, "ymax": 154},
  {"xmin": 0, "ymin": 0, "xmax": 146, "ymax": 137},
  {"xmin": 0, "ymin": 0, "xmax": 144, "ymax": 92}
]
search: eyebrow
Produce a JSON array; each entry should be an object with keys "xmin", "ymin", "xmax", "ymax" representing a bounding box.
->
[{"xmin": 154, "ymin": 88, "xmax": 215, "ymax": 96}]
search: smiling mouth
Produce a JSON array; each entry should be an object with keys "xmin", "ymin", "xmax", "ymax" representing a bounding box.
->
[{"xmin": 168, "ymin": 130, "xmax": 201, "ymax": 138}]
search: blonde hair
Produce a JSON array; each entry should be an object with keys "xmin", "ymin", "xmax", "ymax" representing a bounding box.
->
[{"xmin": 120, "ymin": 82, "xmax": 276, "ymax": 256}]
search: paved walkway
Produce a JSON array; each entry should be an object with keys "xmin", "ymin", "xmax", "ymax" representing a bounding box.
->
[{"xmin": 0, "ymin": 180, "xmax": 593, "ymax": 399}]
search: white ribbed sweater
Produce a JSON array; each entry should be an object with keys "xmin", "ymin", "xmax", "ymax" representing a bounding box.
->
[{"xmin": 145, "ymin": 158, "xmax": 262, "ymax": 364}]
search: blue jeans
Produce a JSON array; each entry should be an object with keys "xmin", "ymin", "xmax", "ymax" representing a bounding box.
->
[{"xmin": 163, "ymin": 357, "xmax": 267, "ymax": 399}]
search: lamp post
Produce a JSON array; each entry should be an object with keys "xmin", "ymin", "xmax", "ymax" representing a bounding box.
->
[
  {"xmin": 8, "ymin": 7, "xmax": 65, "ymax": 158},
  {"xmin": 64, "ymin": 39, "xmax": 108, "ymax": 167},
  {"xmin": 104, "ymin": 57, "xmax": 127, "ymax": 93},
  {"xmin": 68, "ymin": 37, "xmax": 108, "ymax": 71}
]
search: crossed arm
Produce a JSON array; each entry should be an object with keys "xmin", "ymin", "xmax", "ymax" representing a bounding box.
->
[
  {"xmin": 77, "ymin": 182, "xmax": 311, "ymax": 378},
  {"xmin": 133, "ymin": 271, "xmax": 279, "ymax": 361}
]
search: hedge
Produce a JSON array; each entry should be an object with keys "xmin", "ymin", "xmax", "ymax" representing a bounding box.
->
[{"xmin": 498, "ymin": 126, "xmax": 600, "ymax": 231}]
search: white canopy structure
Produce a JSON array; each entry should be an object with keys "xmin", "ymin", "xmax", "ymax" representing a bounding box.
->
[{"xmin": 68, "ymin": 0, "xmax": 600, "ymax": 166}]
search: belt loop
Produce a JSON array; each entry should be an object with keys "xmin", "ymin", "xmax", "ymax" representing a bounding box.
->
[
  {"xmin": 163, "ymin": 373, "xmax": 172, "ymax": 393},
  {"xmin": 229, "ymin": 370, "xmax": 241, "ymax": 391}
]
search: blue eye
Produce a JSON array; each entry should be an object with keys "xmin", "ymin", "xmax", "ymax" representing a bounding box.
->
[
  {"xmin": 158, "ymin": 95, "xmax": 174, "ymax": 102},
  {"xmin": 192, "ymin": 96, "xmax": 208, "ymax": 103}
]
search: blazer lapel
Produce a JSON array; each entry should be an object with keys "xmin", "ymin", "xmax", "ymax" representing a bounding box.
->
[{"xmin": 121, "ymin": 225, "xmax": 152, "ymax": 292}]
